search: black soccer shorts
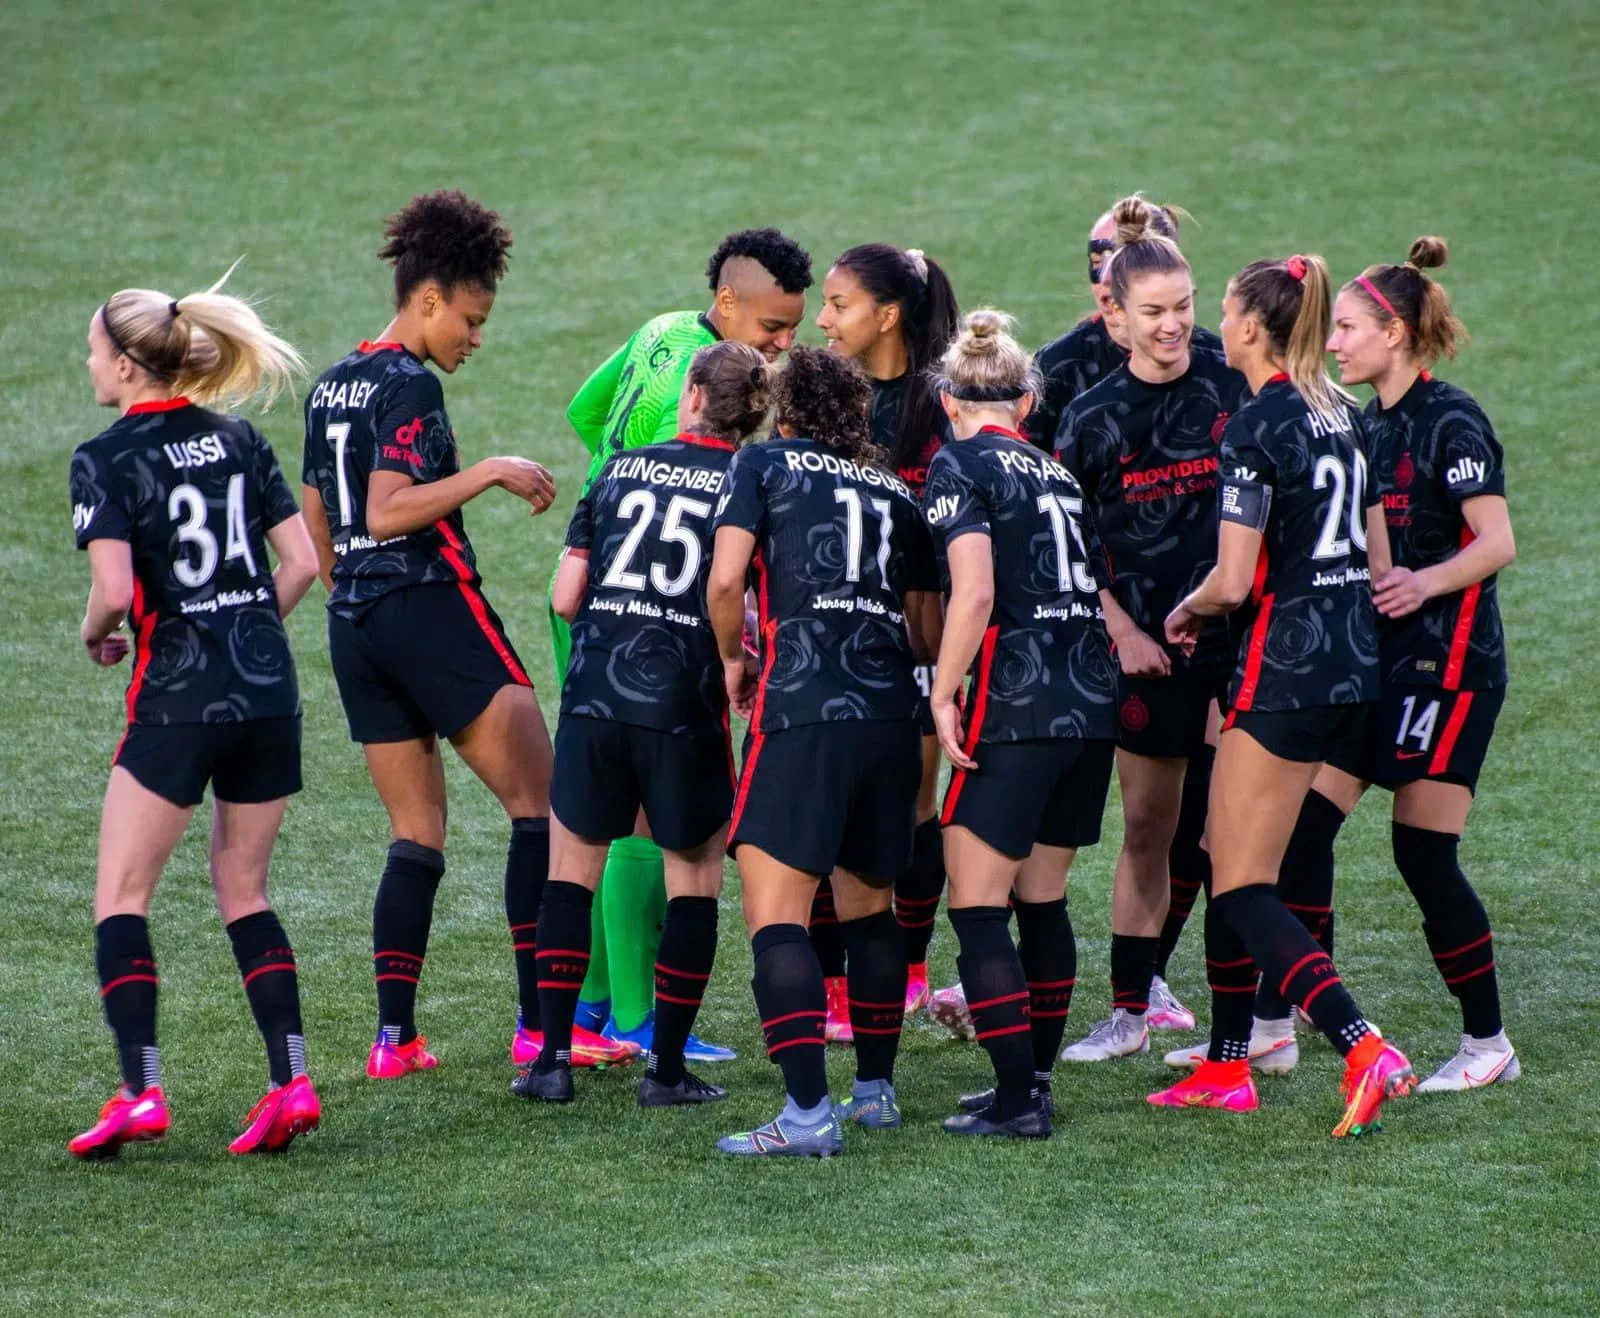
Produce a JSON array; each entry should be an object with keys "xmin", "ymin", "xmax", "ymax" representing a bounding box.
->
[
  {"xmin": 115, "ymin": 716, "xmax": 302, "ymax": 808},
  {"xmin": 1115, "ymin": 667, "xmax": 1229, "ymax": 759},
  {"xmin": 730, "ymin": 719, "xmax": 921, "ymax": 883},
  {"xmin": 1357, "ymin": 685, "xmax": 1505, "ymax": 794},
  {"xmin": 941, "ymin": 737, "xmax": 1114, "ymax": 859},
  {"xmin": 551, "ymin": 714, "xmax": 733, "ymax": 852},
  {"xmin": 1225, "ymin": 702, "xmax": 1374, "ymax": 767},
  {"xmin": 329, "ymin": 583, "xmax": 532, "ymax": 744}
]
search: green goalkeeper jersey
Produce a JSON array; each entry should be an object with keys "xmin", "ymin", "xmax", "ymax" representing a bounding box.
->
[{"xmin": 567, "ymin": 309, "xmax": 720, "ymax": 492}]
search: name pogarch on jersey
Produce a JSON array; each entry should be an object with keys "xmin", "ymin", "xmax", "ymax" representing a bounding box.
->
[
  {"xmin": 609, "ymin": 454, "xmax": 726, "ymax": 494},
  {"xmin": 307, "ymin": 379, "xmax": 380, "ymax": 413},
  {"xmin": 782, "ymin": 449, "xmax": 910, "ymax": 496},
  {"xmin": 994, "ymin": 446, "xmax": 1073, "ymax": 483},
  {"xmin": 163, "ymin": 434, "xmax": 228, "ymax": 469}
]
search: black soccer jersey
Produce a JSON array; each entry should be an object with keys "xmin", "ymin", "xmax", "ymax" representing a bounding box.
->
[
  {"xmin": 714, "ymin": 438, "xmax": 937, "ymax": 732},
  {"xmin": 923, "ymin": 426, "xmax": 1118, "ymax": 743},
  {"xmin": 562, "ymin": 434, "xmax": 736, "ymax": 736},
  {"xmin": 1027, "ymin": 315, "xmax": 1223, "ymax": 451},
  {"xmin": 870, "ymin": 373, "xmax": 951, "ymax": 499},
  {"xmin": 1216, "ymin": 377, "xmax": 1380, "ymax": 714},
  {"xmin": 301, "ymin": 342, "xmax": 479, "ymax": 618},
  {"xmin": 1057, "ymin": 353, "xmax": 1249, "ymax": 670},
  {"xmin": 1366, "ymin": 372, "xmax": 1508, "ymax": 691},
  {"xmin": 70, "ymin": 398, "xmax": 301, "ymax": 725}
]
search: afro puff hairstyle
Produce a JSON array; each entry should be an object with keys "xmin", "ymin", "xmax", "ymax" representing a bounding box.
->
[{"xmin": 379, "ymin": 190, "xmax": 513, "ymax": 307}]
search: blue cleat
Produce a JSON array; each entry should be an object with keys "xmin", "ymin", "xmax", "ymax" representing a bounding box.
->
[
  {"xmin": 574, "ymin": 998, "xmax": 610, "ymax": 1034},
  {"xmin": 717, "ymin": 1110, "xmax": 843, "ymax": 1158},
  {"xmin": 603, "ymin": 1011, "xmax": 737, "ymax": 1063},
  {"xmin": 834, "ymin": 1079, "xmax": 902, "ymax": 1129}
]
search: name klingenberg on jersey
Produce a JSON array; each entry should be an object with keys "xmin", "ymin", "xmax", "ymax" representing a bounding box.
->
[
  {"xmin": 714, "ymin": 438, "xmax": 938, "ymax": 733},
  {"xmin": 923, "ymin": 425, "xmax": 1118, "ymax": 743},
  {"xmin": 562, "ymin": 434, "xmax": 737, "ymax": 737}
]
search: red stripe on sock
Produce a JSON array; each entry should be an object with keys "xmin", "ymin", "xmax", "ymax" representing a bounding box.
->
[
  {"xmin": 535, "ymin": 949, "xmax": 592, "ymax": 960},
  {"xmin": 1205, "ymin": 956, "xmax": 1254, "ymax": 969},
  {"xmin": 375, "ymin": 973, "xmax": 420, "ymax": 984},
  {"xmin": 1300, "ymin": 975, "xmax": 1343, "ymax": 1011},
  {"xmin": 242, "ymin": 961, "xmax": 297, "ymax": 987},
  {"xmin": 760, "ymin": 1008, "xmax": 826, "ymax": 1030},
  {"xmin": 966, "ymin": 989, "xmax": 1029, "ymax": 1012},
  {"xmin": 1433, "ymin": 931, "xmax": 1492, "ymax": 962},
  {"xmin": 1277, "ymin": 951, "xmax": 1323, "ymax": 997},
  {"xmin": 975, "ymin": 1023, "xmax": 1033, "ymax": 1041},
  {"xmin": 848, "ymin": 998, "xmax": 904, "ymax": 1010},
  {"xmin": 1027, "ymin": 978, "xmax": 1076, "ymax": 989},
  {"xmin": 655, "ymin": 963, "xmax": 711, "ymax": 981},
  {"xmin": 1443, "ymin": 962, "xmax": 1496, "ymax": 987},
  {"xmin": 373, "ymin": 950, "xmax": 424, "ymax": 962},
  {"xmin": 765, "ymin": 1036, "xmax": 825, "ymax": 1056},
  {"xmin": 100, "ymin": 973, "xmax": 158, "ymax": 996},
  {"xmin": 654, "ymin": 991, "xmax": 705, "ymax": 1007}
]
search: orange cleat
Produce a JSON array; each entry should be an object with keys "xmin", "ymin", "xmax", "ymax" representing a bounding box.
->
[
  {"xmin": 824, "ymin": 976, "xmax": 853, "ymax": 1045},
  {"xmin": 1333, "ymin": 1033, "xmax": 1415, "ymax": 1138},
  {"xmin": 230, "ymin": 1075, "xmax": 321, "ymax": 1155},
  {"xmin": 1146, "ymin": 1059, "xmax": 1259, "ymax": 1113},
  {"xmin": 68, "ymin": 1086, "xmax": 170, "ymax": 1160},
  {"xmin": 510, "ymin": 1021, "xmax": 640, "ymax": 1069},
  {"xmin": 367, "ymin": 1034, "xmax": 438, "ymax": 1079}
]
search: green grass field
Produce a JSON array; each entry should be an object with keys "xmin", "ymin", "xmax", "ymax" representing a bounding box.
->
[{"xmin": 3, "ymin": 0, "xmax": 1598, "ymax": 1312}]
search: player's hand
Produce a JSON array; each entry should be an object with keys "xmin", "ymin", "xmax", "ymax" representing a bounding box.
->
[
  {"xmin": 492, "ymin": 457, "xmax": 557, "ymax": 513},
  {"xmin": 932, "ymin": 694, "xmax": 976, "ymax": 771},
  {"xmin": 724, "ymin": 657, "xmax": 756, "ymax": 720},
  {"xmin": 1163, "ymin": 602, "xmax": 1201, "ymax": 656},
  {"xmin": 83, "ymin": 628, "xmax": 129, "ymax": 666},
  {"xmin": 1372, "ymin": 566, "xmax": 1430, "ymax": 618},
  {"xmin": 1114, "ymin": 625, "xmax": 1172, "ymax": 678}
]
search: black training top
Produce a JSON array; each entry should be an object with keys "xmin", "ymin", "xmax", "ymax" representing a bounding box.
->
[
  {"xmin": 923, "ymin": 425, "xmax": 1118, "ymax": 743},
  {"xmin": 1366, "ymin": 371, "xmax": 1508, "ymax": 691},
  {"xmin": 301, "ymin": 342, "xmax": 479, "ymax": 618},
  {"xmin": 869, "ymin": 372, "xmax": 952, "ymax": 500},
  {"xmin": 1216, "ymin": 376, "xmax": 1380, "ymax": 714},
  {"xmin": 71, "ymin": 398, "xmax": 300, "ymax": 724},
  {"xmin": 714, "ymin": 437, "xmax": 936, "ymax": 732},
  {"xmin": 1057, "ymin": 351, "xmax": 1250, "ymax": 671},
  {"xmin": 562, "ymin": 434, "xmax": 736, "ymax": 736}
]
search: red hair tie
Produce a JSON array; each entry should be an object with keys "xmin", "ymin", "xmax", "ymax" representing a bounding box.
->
[{"xmin": 1286, "ymin": 255, "xmax": 1307, "ymax": 281}]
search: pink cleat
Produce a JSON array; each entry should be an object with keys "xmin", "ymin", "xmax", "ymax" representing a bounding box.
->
[
  {"xmin": 904, "ymin": 961, "xmax": 931, "ymax": 1015},
  {"xmin": 230, "ymin": 1075, "xmax": 321, "ymax": 1155},
  {"xmin": 1147, "ymin": 1059, "xmax": 1259, "ymax": 1113},
  {"xmin": 69, "ymin": 1086, "xmax": 170, "ymax": 1160},
  {"xmin": 824, "ymin": 976, "xmax": 854, "ymax": 1045},
  {"xmin": 510, "ymin": 1021, "xmax": 640, "ymax": 1069},
  {"xmin": 366, "ymin": 1034, "xmax": 438, "ymax": 1079},
  {"xmin": 1332, "ymin": 1034, "xmax": 1416, "ymax": 1138}
]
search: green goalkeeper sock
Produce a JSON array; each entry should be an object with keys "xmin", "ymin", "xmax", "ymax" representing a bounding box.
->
[
  {"xmin": 578, "ymin": 887, "xmax": 611, "ymax": 1009},
  {"xmin": 602, "ymin": 835, "xmax": 666, "ymax": 1032}
]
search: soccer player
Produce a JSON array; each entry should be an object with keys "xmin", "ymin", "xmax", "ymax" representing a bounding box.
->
[
  {"xmin": 1054, "ymin": 197, "xmax": 1248, "ymax": 1063},
  {"xmin": 708, "ymin": 347, "xmax": 941, "ymax": 1156},
  {"xmin": 814, "ymin": 242, "xmax": 959, "ymax": 1032},
  {"xmin": 69, "ymin": 271, "xmax": 322, "ymax": 1158},
  {"xmin": 512, "ymin": 342, "xmax": 772, "ymax": 1107},
  {"xmin": 1149, "ymin": 254, "xmax": 1415, "ymax": 1137},
  {"xmin": 556, "ymin": 228, "xmax": 811, "ymax": 1059},
  {"xmin": 924, "ymin": 311, "xmax": 1118, "ymax": 1139},
  {"xmin": 1270, "ymin": 238, "xmax": 1517, "ymax": 1091},
  {"xmin": 298, "ymin": 192, "xmax": 623, "ymax": 1078}
]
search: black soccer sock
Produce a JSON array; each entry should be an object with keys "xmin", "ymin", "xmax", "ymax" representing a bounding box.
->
[
  {"xmin": 1256, "ymin": 790, "xmax": 1345, "ymax": 1020},
  {"xmin": 649, "ymin": 896, "xmax": 718, "ymax": 1086},
  {"xmin": 809, "ymin": 880, "xmax": 846, "ymax": 980},
  {"xmin": 893, "ymin": 819, "xmax": 944, "ymax": 965},
  {"xmin": 752, "ymin": 923, "xmax": 828, "ymax": 1110},
  {"xmin": 226, "ymin": 909, "xmax": 305, "ymax": 1088},
  {"xmin": 372, "ymin": 840, "xmax": 444, "ymax": 1045},
  {"xmin": 1393, "ymin": 822, "xmax": 1503, "ymax": 1038},
  {"xmin": 949, "ymin": 905, "xmax": 1034, "ymax": 1119},
  {"xmin": 841, "ymin": 910, "xmax": 906, "ymax": 1085},
  {"xmin": 533, "ymin": 880, "xmax": 593, "ymax": 1072},
  {"xmin": 505, "ymin": 817, "xmax": 549, "ymax": 1031},
  {"xmin": 95, "ymin": 915, "xmax": 160, "ymax": 1095},
  {"xmin": 1203, "ymin": 900, "xmax": 1257, "ymax": 1062},
  {"xmin": 1156, "ymin": 743, "xmax": 1213, "ymax": 979},
  {"xmin": 1015, "ymin": 897, "xmax": 1075, "ymax": 1076},
  {"xmin": 1110, "ymin": 932, "xmax": 1159, "ymax": 1017},
  {"xmin": 1215, "ymin": 884, "xmax": 1371, "ymax": 1057}
]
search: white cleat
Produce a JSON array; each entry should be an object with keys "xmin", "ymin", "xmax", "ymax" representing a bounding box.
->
[
  {"xmin": 1146, "ymin": 977, "xmax": 1197, "ymax": 1031},
  {"xmin": 1162, "ymin": 1017, "xmax": 1299, "ymax": 1074},
  {"xmin": 1060, "ymin": 1008, "xmax": 1150, "ymax": 1062},
  {"xmin": 1416, "ymin": 1031, "xmax": 1521, "ymax": 1093}
]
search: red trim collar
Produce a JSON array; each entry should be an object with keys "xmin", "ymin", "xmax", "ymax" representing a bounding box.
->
[
  {"xmin": 125, "ymin": 396, "xmax": 191, "ymax": 415},
  {"xmin": 676, "ymin": 431, "xmax": 737, "ymax": 452},
  {"xmin": 359, "ymin": 340, "xmax": 406, "ymax": 354},
  {"xmin": 979, "ymin": 424, "xmax": 1028, "ymax": 442},
  {"xmin": 1265, "ymin": 372, "xmax": 1290, "ymax": 384}
]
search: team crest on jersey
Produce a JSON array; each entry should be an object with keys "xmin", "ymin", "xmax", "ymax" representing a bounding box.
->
[
  {"xmin": 1394, "ymin": 451, "xmax": 1415, "ymax": 489},
  {"xmin": 1119, "ymin": 693, "xmax": 1150, "ymax": 733}
]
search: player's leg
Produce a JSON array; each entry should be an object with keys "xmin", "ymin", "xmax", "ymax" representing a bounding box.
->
[
  {"xmin": 209, "ymin": 724, "xmax": 320, "ymax": 1154},
  {"xmin": 813, "ymin": 877, "xmax": 850, "ymax": 1043},
  {"xmin": 893, "ymin": 733, "xmax": 945, "ymax": 1014},
  {"xmin": 1395, "ymin": 771, "xmax": 1517, "ymax": 1091},
  {"xmin": 1011, "ymin": 842, "xmax": 1076, "ymax": 1108},
  {"xmin": 70, "ymin": 761, "xmax": 194, "ymax": 1158},
  {"xmin": 832, "ymin": 870, "xmax": 905, "ymax": 1129},
  {"xmin": 1063, "ymin": 751, "xmax": 1183, "ymax": 1063}
]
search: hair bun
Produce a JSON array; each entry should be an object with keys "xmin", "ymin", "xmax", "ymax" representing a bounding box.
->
[
  {"xmin": 1406, "ymin": 235, "xmax": 1449, "ymax": 270},
  {"xmin": 1111, "ymin": 194, "xmax": 1151, "ymax": 247}
]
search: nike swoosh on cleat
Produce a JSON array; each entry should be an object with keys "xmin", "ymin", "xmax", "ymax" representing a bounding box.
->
[{"xmin": 1462, "ymin": 1058, "xmax": 1509, "ymax": 1086}]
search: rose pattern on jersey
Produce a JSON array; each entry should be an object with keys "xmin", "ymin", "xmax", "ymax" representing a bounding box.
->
[{"xmin": 228, "ymin": 608, "xmax": 295, "ymax": 689}]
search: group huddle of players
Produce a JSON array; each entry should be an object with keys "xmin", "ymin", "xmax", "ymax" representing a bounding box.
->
[{"xmin": 65, "ymin": 187, "xmax": 1516, "ymax": 1160}]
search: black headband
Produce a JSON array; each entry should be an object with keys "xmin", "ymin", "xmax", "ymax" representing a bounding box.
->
[
  {"xmin": 1087, "ymin": 237, "xmax": 1118, "ymax": 284},
  {"xmin": 943, "ymin": 380, "xmax": 1029, "ymax": 403},
  {"xmin": 99, "ymin": 303, "xmax": 170, "ymax": 379}
]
